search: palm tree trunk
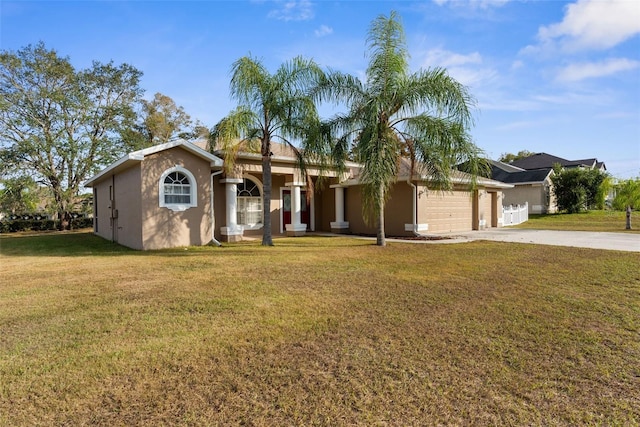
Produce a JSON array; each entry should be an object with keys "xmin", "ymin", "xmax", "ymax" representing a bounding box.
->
[
  {"xmin": 261, "ymin": 153, "xmax": 274, "ymax": 246},
  {"xmin": 376, "ymin": 183, "xmax": 386, "ymax": 246}
]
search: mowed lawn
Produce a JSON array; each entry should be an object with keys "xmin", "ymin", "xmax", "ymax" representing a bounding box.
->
[
  {"xmin": 1, "ymin": 229, "xmax": 639, "ymax": 425},
  {"xmin": 513, "ymin": 209, "xmax": 640, "ymax": 233}
]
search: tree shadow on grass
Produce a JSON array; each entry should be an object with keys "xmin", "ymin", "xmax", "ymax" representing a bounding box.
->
[{"xmin": 0, "ymin": 231, "xmax": 136, "ymax": 257}]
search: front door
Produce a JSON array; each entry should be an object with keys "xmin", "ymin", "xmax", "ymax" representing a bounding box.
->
[{"xmin": 283, "ymin": 190, "xmax": 309, "ymax": 230}]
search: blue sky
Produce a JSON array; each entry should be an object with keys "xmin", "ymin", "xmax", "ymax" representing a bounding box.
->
[{"xmin": 2, "ymin": 0, "xmax": 639, "ymax": 178}]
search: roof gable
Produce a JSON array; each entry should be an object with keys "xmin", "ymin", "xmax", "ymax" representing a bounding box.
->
[{"xmin": 84, "ymin": 139, "xmax": 223, "ymax": 187}]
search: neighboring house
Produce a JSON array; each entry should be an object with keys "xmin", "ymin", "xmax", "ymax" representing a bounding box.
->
[
  {"xmin": 488, "ymin": 160, "xmax": 557, "ymax": 214},
  {"xmin": 85, "ymin": 139, "xmax": 512, "ymax": 250},
  {"xmin": 490, "ymin": 152, "xmax": 607, "ymax": 214},
  {"xmin": 509, "ymin": 152, "xmax": 606, "ymax": 172}
]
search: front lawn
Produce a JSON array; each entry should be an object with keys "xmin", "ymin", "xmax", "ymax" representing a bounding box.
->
[
  {"xmin": 512, "ymin": 209, "xmax": 640, "ymax": 233},
  {"xmin": 1, "ymin": 233, "xmax": 639, "ymax": 425}
]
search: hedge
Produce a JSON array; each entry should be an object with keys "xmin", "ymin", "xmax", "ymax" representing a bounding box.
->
[{"xmin": 0, "ymin": 217, "xmax": 93, "ymax": 233}]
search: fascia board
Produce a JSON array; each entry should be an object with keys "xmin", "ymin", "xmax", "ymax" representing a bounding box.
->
[{"xmin": 83, "ymin": 153, "xmax": 143, "ymax": 187}]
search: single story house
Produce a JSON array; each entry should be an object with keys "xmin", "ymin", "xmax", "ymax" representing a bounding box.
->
[{"xmin": 84, "ymin": 139, "xmax": 512, "ymax": 250}]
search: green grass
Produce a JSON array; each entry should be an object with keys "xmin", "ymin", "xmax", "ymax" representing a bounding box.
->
[
  {"xmin": 1, "ymin": 232, "xmax": 639, "ymax": 425},
  {"xmin": 512, "ymin": 209, "xmax": 640, "ymax": 233}
]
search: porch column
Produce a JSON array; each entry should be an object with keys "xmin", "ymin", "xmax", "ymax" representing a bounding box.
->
[
  {"xmin": 285, "ymin": 181, "xmax": 307, "ymax": 236},
  {"xmin": 330, "ymin": 186, "xmax": 350, "ymax": 233},
  {"xmin": 220, "ymin": 178, "xmax": 244, "ymax": 242}
]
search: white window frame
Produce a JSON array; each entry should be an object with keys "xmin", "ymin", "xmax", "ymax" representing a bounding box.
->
[
  {"xmin": 159, "ymin": 166, "xmax": 197, "ymax": 212},
  {"xmin": 237, "ymin": 175, "xmax": 263, "ymax": 230}
]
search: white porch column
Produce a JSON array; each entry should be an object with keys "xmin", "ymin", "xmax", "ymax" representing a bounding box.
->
[
  {"xmin": 285, "ymin": 181, "xmax": 307, "ymax": 236},
  {"xmin": 330, "ymin": 186, "xmax": 350, "ymax": 233},
  {"xmin": 220, "ymin": 178, "xmax": 244, "ymax": 242}
]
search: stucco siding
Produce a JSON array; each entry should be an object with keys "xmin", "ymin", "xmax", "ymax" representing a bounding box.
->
[
  {"xmin": 503, "ymin": 184, "xmax": 553, "ymax": 214},
  {"xmin": 344, "ymin": 183, "xmax": 413, "ymax": 236},
  {"xmin": 478, "ymin": 190, "xmax": 493, "ymax": 229},
  {"xmin": 112, "ymin": 165, "xmax": 143, "ymax": 249},
  {"xmin": 140, "ymin": 148, "xmax": 212, "ymax": 250},
  {"xmin": 212, "ymin": 175, "xmax": 226, "ymax": 242},
  {"xmin": 384, "ymin": 183, "xmax": 414, "ymax": 236},
  {"xmin": 92, "ymin": 179, "xmax": 114, "ymax": 242},
  {"xmin": 317, "ymin": 181, "xmax": 338, "ymax": 232}
]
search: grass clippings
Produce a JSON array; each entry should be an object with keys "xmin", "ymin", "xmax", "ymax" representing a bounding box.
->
[{"xmin": 1, "ymin": 232, "xmax": 639, "ymax": 426}]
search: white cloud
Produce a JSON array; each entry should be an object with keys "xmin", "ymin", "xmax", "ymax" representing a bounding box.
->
[
  {"xmin": 448, "ymin": 67, "xmax": 497, "ymax": 88},
  {"xmin": 420, "ymin": 48, "xmax": 493, "ymax": 87},
  {"xmin": 267, "ymin": 0, "xmax": 314, "ymax": 22},
  {"xmin": 422, "ymin": 48, "xmax": 482, "ymax": 68},
  {"xmin": 314, "ymin": 24, "xmax": 333, "ymax": 38},
  {"xmin": 432, "ymin": 0, "xmax": 510, "ymax": 9},
  {"xmin": 537, "ymin": 0, "xmax": 640, "ymax": 51},
  {"xmin": 556, "ymin": 58, "xmax": 640, "ymax": 82}
]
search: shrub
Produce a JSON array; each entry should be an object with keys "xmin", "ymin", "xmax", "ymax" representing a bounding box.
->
[
  {"xmin": 0, "ymin": 215, "xmax": 93, "ymax": 233},
  {"xmin": 551, "ymin": 167, "xmax": 608, "ymax": 213},
  {"xmin": 612, "ymin": 178, "xmax": 640, "ymax": 211}
]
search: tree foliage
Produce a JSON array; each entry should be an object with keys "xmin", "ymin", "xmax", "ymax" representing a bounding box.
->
[
  {"xmin": 612, "ymin": 178, "xmax": 640, "ymax": 211},
  {"xmin": 551, "ymin": 166, "xmax": 608, "ymax": 213},
  {"xmin": 121, "ymin": 92, "xmax": 195, "ymax": 150},
  {"xmin": 310, "ymin": 11, "xmax": 482, "ymax": 246},
  {"xmin": 0, "ymin": 176, "xmax": 39, "ymax": 215},
  {"xmin": 0, "ymin": 42, "xmax": 143, "ymax": 228},
  {"xmin": 210, "ymin": 56, "xmax": 324, "ymax": 246},
  {"xmin": 498, "ymin": 150, "xmax": 534, "ymax": 164}
]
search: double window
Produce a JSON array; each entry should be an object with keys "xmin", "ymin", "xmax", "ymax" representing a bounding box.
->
[{"xmin": 159, "ymin": 166, "xmax": 197, "ymax": 211}]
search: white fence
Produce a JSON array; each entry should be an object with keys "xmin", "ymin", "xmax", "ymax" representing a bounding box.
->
[{"xmin": 502, "ymin": 202, "xmax": 529, "ymax": 226}]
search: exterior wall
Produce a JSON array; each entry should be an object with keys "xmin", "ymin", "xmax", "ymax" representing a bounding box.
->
[
  {"xmin": 212, "ymin": 174, "xmax": 226, "ymax": 242},
  {"xmin": 317, "ymin": 179, "xmax": 339, "ymax": 233},
  {"xmin": 503, "ymin": 182, "xmax": 555, "ymax": 214},
  {"xmin": 345, "ymin": 182, "xmax": 413, "ymax": 236},
  {"xmin": 384, "ymin": 183, "xmax": 414, "ymax": 236},
  {"xmin": 478, "ymin": 190, "xmax": 493, "ymax": 229},
  {"xmin": 113, "ymin": 165, "xmax": 143, "ymax": 249},
  {"xmin": 417, "ymin": 189, "xmax": 474, "ymax": 233},
  {"xmin": 140, "ymin": 148, "xmax": 212, "ymax": 250},
  {"xmin": 344, "ymin": 186, "xmax": 370, "ymax": 235},
  {"xmin": 90, "ymin": 165, "xmax": 143, "ymax": 249},
  {"xmin": 92, "ymin": 177, "xmax": 116, "ymax": 243}
]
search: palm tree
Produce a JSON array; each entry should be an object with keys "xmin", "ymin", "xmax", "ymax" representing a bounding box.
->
[
  {"xmin": 310, "ymin": 11, "xmax": 483, "ymax": 246},
  {"xmin": 210, "ymin": 56, "xmax": 323, "ymax": 246}
]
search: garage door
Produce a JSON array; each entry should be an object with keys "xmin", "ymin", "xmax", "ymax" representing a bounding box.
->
[{"xmin": 421, "ymin": 190, "xmax": 473, "ymax": 233}]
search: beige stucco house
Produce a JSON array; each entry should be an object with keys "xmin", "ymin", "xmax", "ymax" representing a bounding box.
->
[
  {"xmin": 489, "ymin": 160, "xmax": 557, "ymax": 214},
  {"xmin": 85, "ymin": 139, "xmax": 512, "ymax": 250}
]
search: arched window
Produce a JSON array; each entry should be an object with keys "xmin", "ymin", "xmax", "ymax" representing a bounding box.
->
[
  {"xmin": 237, "ymin": 177, "xmax": 262, "ymax": 228},
  {"xmin": 159, "ymin": 166, "xmax": 197, "ymax": 211}
]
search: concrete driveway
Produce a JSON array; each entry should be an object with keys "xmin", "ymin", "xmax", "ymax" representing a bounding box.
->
[{"xmin": 453, "ymin": 229, "xmax": 640, "ymax": 252}]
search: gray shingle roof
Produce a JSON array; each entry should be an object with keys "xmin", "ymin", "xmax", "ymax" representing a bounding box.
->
[
  {"xmin": 490, "ymin": 166, "xmax": 552, "ymax": 184},
  {"xmin": 509, "ymin": 153, "xmax": 605, "ymax": 171}
]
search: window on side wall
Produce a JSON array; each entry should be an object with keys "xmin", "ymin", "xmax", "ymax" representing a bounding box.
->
[
  {"xmin": 159, "ymin": 166, "xmax": 197, "ymax": 211},
  {"xmin": 237, "ymin": 177, "xmax": 262, "ymax": 229}
]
